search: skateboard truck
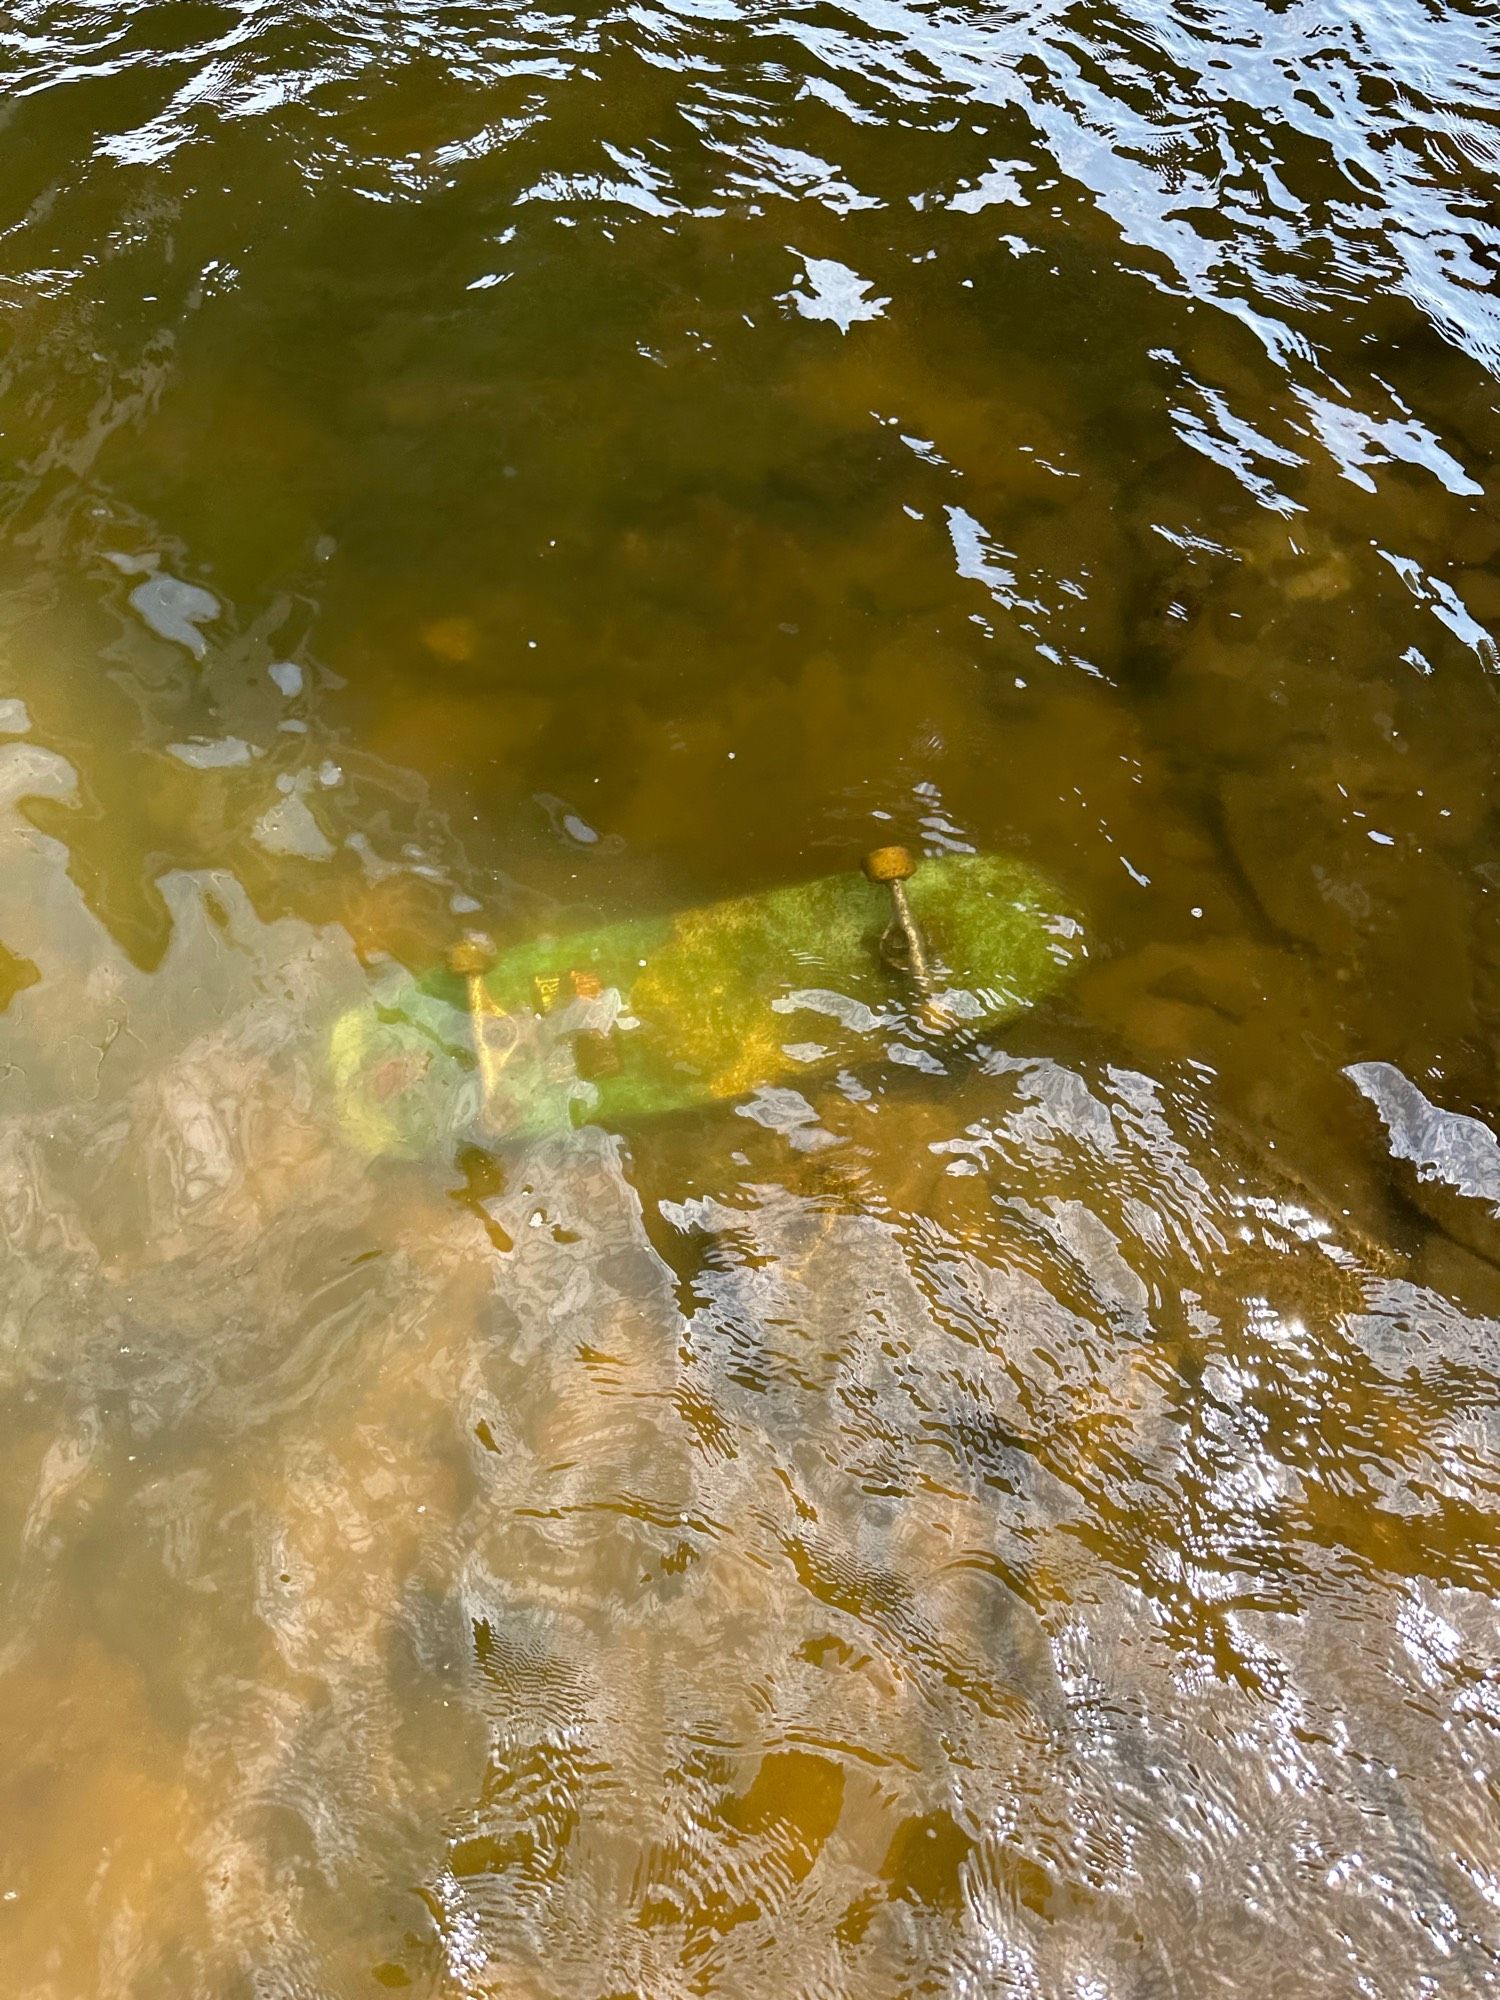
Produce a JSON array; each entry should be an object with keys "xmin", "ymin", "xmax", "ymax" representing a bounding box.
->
[
  {"xmin": 447, "ymin": 936, "xmax": 517, "ymax": 1106},
  {"xmin": 862, "ymin": 845, "xmax": 933, "ymax": 996}
]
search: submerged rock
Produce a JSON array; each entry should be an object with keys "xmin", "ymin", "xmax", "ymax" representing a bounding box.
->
[{"xmin": 1347, "ymin": 1060, "xmax": 1500, "ymax": 1268}]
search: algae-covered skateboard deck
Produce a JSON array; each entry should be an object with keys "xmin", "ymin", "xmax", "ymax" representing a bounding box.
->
[{"xmin": 330, "ymin": 849, "xmax": 1083, "ymax": 1158}]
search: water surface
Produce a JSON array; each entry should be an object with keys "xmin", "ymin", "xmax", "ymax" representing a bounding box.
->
[{"xmin": 2, "ymin": 0, "xmax": 1500, "ymax": 1994}]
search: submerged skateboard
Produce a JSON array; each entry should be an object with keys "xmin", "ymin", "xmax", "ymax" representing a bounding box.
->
[{"xmin": 330, "ymin": 846, "xmax": 1084, "ymax": 1158}]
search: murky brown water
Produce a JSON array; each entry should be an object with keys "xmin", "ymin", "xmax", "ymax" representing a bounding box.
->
[{"xmin": 3, "ymin": 1, "xmax": 1500, "ymax": 1994}]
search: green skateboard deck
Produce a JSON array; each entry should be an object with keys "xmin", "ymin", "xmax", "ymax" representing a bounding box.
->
[{"xmin": 329, "ymin": 850, "xmax": 1083, "ymax": 1158}]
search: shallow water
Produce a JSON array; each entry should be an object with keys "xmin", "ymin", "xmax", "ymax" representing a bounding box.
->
[{"xmin": 2, "ymin": 1, "xmax": 1500, "ymax": 1994}]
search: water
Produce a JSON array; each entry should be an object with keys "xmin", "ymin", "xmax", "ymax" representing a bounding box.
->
[{"xmin": 2, "ymin": 0, "xmax": 1499, "ymax": 1992}]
